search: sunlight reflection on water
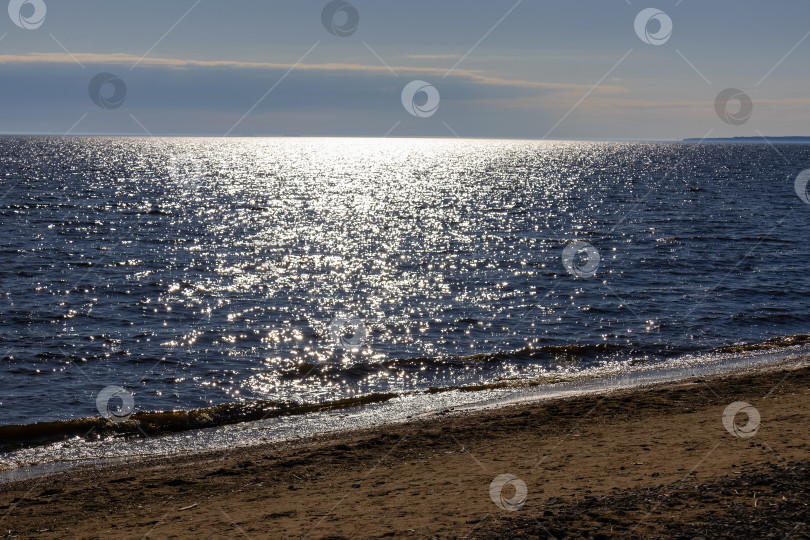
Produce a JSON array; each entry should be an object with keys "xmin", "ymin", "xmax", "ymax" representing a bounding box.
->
[{"xmin": 2, "ymin": 137, "xmax": 810, "ymax": 424}]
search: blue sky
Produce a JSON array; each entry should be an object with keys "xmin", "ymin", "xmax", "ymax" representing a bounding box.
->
[{"xmin": 1, "ymin": 0, "xmax": 809, "ymax": 139}]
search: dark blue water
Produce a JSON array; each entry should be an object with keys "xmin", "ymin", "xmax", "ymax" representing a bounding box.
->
[{"xmin": 2, "ymin": 137, "xmax": 810, "ymax": 426}]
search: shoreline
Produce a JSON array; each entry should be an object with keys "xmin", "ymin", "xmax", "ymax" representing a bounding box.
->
[
  {"xmin": 2, "ymin": 358, "xmax": 809, "ymax": 538},
  {"xmin": 2, "ymin": 345, "xmax": 807, "ymax": 479},
  {"xmin": 7, "ymin": 336, "xmax": 810, "ymax": 451}
]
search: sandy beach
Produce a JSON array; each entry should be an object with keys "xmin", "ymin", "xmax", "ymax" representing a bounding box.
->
[{"xmin": 2, "ymin": 361, "xmax": 809, "ymax": 539}]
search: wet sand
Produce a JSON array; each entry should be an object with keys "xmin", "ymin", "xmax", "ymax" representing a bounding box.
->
[{"xmin": 2, "ymin": 361, "xmax": 809, "ymax": 539}]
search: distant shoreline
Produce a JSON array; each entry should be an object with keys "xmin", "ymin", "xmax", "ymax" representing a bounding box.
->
[{"xmin": 683, "ymin": 136, "xmax": 810, "ymax": 143}]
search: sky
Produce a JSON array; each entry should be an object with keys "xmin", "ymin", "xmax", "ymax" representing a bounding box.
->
[{"xmin": 0, "ymin": 0, "xmax": 809, "ymax": 139}]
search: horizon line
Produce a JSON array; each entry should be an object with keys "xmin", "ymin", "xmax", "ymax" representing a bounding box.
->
[{"xmin": 1, "ymin": 133, "xmax": 809, "ymax": 143}]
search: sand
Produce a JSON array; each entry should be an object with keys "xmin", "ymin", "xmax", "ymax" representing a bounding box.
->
[{"xmin": 2, "ymin": 361, "xmax": 809, "ymax": 539}]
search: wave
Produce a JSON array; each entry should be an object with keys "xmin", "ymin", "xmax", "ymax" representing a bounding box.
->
[
  {"xmin": 717, "ymin": 334, "xmax": 810, "ymax": 353},
  {"xmin": 278, "ymin": 342, "xmax": 679, "ymax": 380},
  {"xmin": 2, "ymin": 333, "xmax": 809, "ymax": 452},
  {"xmin": 0, "ymin": 393, "xmax": 397, "ymax": 453}
]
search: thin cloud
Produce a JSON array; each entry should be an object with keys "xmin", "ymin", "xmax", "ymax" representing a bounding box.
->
[
  {"xmin": 0, "ymin": 52, "xmax": 626, "ymax": 94},
  {"xmin": 404, "ymin": 54, "xmax": 458, "ymax": 59}
]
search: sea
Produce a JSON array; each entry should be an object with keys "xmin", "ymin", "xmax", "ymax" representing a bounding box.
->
[{"xmin": 2, "ymin": 137, "xmax": 810, "ymax": 469}]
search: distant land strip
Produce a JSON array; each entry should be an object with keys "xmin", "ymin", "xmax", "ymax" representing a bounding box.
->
[{"xmin": 683, "ymin": 136, "xmax": 810, "ymax": 143}]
